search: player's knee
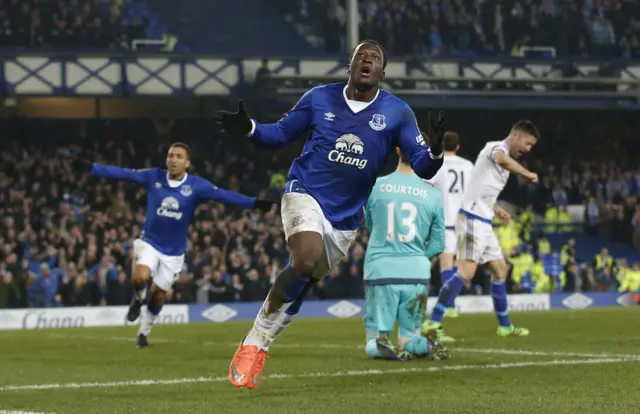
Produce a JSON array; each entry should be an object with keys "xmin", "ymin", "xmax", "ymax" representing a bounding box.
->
[
  {"xmin": 491, "ymin": 261, "xmax": 508, "ymax": 281},
  {"xmin": 290, "ymin": 247, "xmax": 324, "ymax": 278},
  {"xmin": 288, "ymin": 232, "xmax": 324, "ymax": 277},
  {"xmin": 132, "ymin": 265, "xmax": 151, "ymax": 286},
  {"xmin": 456, "ymin": 260, "xmax": 476, "ymax": 281}
]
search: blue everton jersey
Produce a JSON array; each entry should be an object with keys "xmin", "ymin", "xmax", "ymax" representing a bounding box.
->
[
  {"xmin": 91, "ymin": 165, "xmax": 256, "ymax": 256},
  {"xmin": 251, "ymin": 83, "xmax": 443, "ymax": 231}
]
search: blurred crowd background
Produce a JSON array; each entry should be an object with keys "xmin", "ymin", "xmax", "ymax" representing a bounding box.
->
[
  {"xmin": 2, "ymin": 0, "xmax": 635, "ymax": 57},
  {"xmin": 282, "ymin": 0, "xmax": 637, "ymax": 57},
  {"xmin": 0, "ymin": 0, "xmax": 639, "ymax": 310},
  {"xmin": 1, "ymin": 111, "xmax": 640, "ymax": 309}
]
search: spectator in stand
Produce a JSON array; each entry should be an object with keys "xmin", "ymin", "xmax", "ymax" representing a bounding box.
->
[
  {"xmin": 284, "ymin": 0, "xmax": 640, "ymax": 58},
  {"xmin": 0, "ymin": 0, "xmax": 136, "ymax": 49}
]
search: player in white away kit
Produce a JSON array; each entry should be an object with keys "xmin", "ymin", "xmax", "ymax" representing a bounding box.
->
[
  {"xmin": 423, "ymin": 120, "xmax": 539, "ymax": 341},
  {"xmin": 424, "ymin": 132, "xmax": 473, "ymax": 322}
]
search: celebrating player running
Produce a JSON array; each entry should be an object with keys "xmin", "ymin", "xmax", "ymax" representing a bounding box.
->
[
  {"xmin": 61, "ymin": 143, "xmax": 277, "ymax": 347},
  {"xmin": 215, "ymin": 40, "xmax": 446, "ymax": 389}
]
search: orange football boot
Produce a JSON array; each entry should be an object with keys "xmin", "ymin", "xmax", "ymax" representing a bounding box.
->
[{"xmin": 229, "ymin": 340, "xmax": 269, "ymax": 389}]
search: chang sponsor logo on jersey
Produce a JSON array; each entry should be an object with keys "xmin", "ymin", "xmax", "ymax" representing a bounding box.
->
[
  {"xmin": 328, "ymin": 134, "xmax": 367, "ymax": 169},
  {"xmin": 156, "ymin": 196, "xmax": 183, "ymax": 220}
]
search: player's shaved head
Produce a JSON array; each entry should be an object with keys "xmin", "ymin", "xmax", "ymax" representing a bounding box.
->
[
  {"xmin": 349, "ymin": 40, "xmax": 387, "ymax": 69},
  {"xmin": 347, "ymin": 40, "xmax": 386, "ymax": 94},
  {"xmin": 443, "ymin": 132, "xmax": 460, "ymax": 152}
]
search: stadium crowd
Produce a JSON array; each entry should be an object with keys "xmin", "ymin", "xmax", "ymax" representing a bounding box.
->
[
  {"xmin": 1, "ymin": 112, "xmax": 639, "ymax": 310},
  {"xmin": 284, "ymin": 0, "xmax": 639, "ymax": 57},
  {"xmin": 0, "ymin": 0, "xmax": 146, "ymax": 49}
]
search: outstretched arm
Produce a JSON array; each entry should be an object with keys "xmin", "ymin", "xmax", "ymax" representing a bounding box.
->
[
  {"xmin": 91, "ymin": 165, "xmax": 153, "ymax": 185},
  {"xmin": 198, "ymin": 179, "xmax": 257, "ymax": 210},
  {"xmin": 397, "ymin": 106, "xmax": 443, "ymax": 180},
  {"xmin": 248, "ymin": 90, "xmax": 314, "ymax": 149}
]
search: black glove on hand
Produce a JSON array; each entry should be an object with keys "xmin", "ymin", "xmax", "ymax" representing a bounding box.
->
[
  {"xmin": 58, "ymin": 148, "xmax": 92, "ymax": 173},
  {"xmin": 214, "ymin": 100, "xmax": 253, "ymax": 136},
  {"xmin": 425, "ymin": 111, "xmax": 445, "ymax": 156},
  {"xmin": 254, "ymin": 199, "xmax": 279, "ymax": 213}
]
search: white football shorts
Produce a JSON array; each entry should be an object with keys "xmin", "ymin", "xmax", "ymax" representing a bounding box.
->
[
  {"xmin": 455, "ymin": 212, "xmax": 503, "ymax": 265},
  {"xmin": 281, "ymin": 192, "xmax": 357, "ymax": 279},
  {"xmin": 133, "ymin": 239, "xmax": 185, "ymax": 291}
]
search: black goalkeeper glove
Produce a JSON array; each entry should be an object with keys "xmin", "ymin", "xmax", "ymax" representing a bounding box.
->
[
  {"xmin": 254, "ymin": 199, "xmax": 279, "ymax": 213},
  {"xmin": 214, "ymin": 100, "xmax": 253, "ymax": 136},
  {"xmin": 425, "ymin": 111, "xmax": 445, "ymax": 156},
  {"xmin": 58, "ymin": 148, "xmax": 93, "ymax": 173}
]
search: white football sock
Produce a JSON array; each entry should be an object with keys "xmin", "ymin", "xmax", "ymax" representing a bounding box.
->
[
  {"xmin": 138, "ymin": 307, "xmax": 158, "ymax": 337},
  {"xmin": 242, "ymin": 296, "xmax": 295, "ymax": 350}
]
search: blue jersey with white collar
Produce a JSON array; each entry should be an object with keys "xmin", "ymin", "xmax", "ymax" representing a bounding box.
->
[
  {"xmin": 91, "ymin": 165, "xmax": 256, "ymax": 256},
  {"xmin": 251, "ymin": 82, "xmax": 443, "ymax": 231}
]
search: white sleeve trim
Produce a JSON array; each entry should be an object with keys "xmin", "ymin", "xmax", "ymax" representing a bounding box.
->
[
  {"xmin": 246, "ymin": 119, "xmax": 256, "ymax": 137},
  {"xmin": 429, "ymin": 148, "xmax": 444, "ymax": 160}
]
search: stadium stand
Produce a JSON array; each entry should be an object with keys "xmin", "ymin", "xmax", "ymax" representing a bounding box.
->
[
  {"xmin": 1, "ymin": 109, "xmax": 640, "ymax": 309},
  {"xmin": 282, "ymin": 0, "xmax": 637, "ymax": 57}
]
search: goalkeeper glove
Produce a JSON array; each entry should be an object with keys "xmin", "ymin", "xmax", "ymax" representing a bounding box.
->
[
  {"xmin": 214, "ymin": 100, "xmax": 253, "ymax": 136},
  {"xmin": 58, "ymin": 149, "xmax": 92, "ymax": 173},
  {"xmin": 425, "ymin": 111, "xmax": 445, "ymax": 156}
]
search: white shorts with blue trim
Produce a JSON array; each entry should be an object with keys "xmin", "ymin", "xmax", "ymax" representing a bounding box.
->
[
  {"xmin": 133, "ymin": 239, "xmax": 184, "ymax": 291},
  {"xmin": 281, "ymin": 192, "xmax": 357, "ymax": 279},
  {"xmin": 455, "ymin": 212, "xmax": 503, "ymax": 265}
]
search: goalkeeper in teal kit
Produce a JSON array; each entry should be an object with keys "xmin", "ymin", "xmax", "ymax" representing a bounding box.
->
[{"xmin": 363, "ymin": 148, "xmax": 450, "ymax": 361}]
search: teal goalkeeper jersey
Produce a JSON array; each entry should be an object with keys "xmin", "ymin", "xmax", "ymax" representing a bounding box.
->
[{"xmin": 364, "ymin": 172, "xmax": 445, "ymax": 286}]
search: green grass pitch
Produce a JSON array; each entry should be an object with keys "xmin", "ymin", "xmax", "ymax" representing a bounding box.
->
[{"xmin": 1, "ymin": 307, "xmax": 640, "ymax": 414}]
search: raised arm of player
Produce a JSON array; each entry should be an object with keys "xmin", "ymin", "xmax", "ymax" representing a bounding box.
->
[
  {"xmin": 91, "ymin": 164, "xmax": 153, "ymax": 185},
  {"xmin": 214, "ymin": 91, "xmax": 313, "ymax": 149},
  {"xmin": 493, "ymin": 151, "xmax": 538, "ymax": 183},
  {"xmin": 249, "ymin": 90, "xmax": 313, "ymax": 148},
  {"xmin": 397, "ymin": 106, "xmax": 444, "ymax": 180},
  {"xmin": 197, "ymin": 178, "xmax": 277, "ymax": 212},
  {"xmin": 425, "ymin": 194, "xmax": 445, "ymax": 259}
]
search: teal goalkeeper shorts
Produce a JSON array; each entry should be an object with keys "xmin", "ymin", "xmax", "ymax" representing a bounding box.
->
[{"xmin": 364, "ymin": 283, "xmax": 429, "ymax": 339}]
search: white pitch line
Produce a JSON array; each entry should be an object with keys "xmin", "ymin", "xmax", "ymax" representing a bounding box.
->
[
  {"xmin": 0, "ymin": 410, "xmax": 56, "ymax": 414},
  {"xmin": 0, "ymin": 357, "xmax": 637, "ymax": 393},
  {"xmin": 48, "ymin": 334, "xmax": 640, "ymax": 359}
]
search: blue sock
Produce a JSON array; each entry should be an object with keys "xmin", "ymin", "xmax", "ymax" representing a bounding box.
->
[
  {"xmin": 403, "ymin": 337, "xmax": 429, "ymax": 357},
  {"xmin": 430, "ymin": 274, "xmax": 464, "ymax": 323},
  {"xmin": 441, "ymin": 266, "xmax": 458, "ymax": 308},
  {"xmin": 440, "ymin": 267, "xmax": 454, "ymax": 286},
  {"xmin": 147, "ymin": 303, "xmax": 163, "ymax": 316},
  {"xmin": 282, "ymin": 267, "xmax": 310, "ymax": 316},
  {"xmin": 490, "ymin": 280, "xmax": 511, "ymax": 327},
  {"xmin": 365, "ymin": 338, "xmax": 383, "ymax": 359}
]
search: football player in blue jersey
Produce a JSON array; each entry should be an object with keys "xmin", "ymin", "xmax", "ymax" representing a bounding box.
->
[
  {"xmin": 62, "ymin": 143, "xmax": 276, "ymax": 348},
  {"xmin": 215, "ymin": 39, "xmax": 446, "ymax": 389}
]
